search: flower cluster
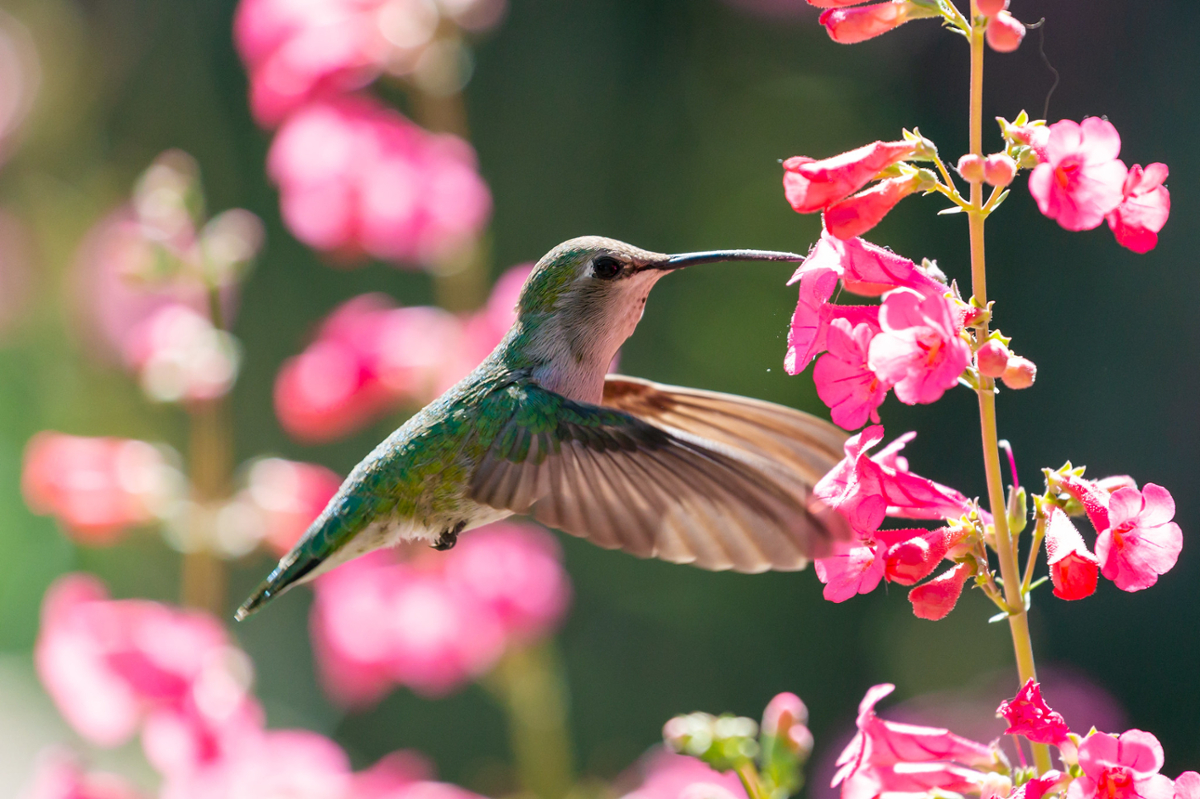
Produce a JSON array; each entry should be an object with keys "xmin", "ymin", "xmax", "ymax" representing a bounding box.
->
[
  {"xmin": 267, "ymin": 97, "xmax": 491, "ymax": 266},
  {"xmin": 275, "ymin": 262, "xmax": 529, "ymax": 442},
  {"xmin": 30, "ymin": 573, "xmax": 491, "ymax": 799},
  {"xmin": 311, "ymin": 521, "xmax": 571, "ymax": 705},
  {"xmin": 234, "ymin": 0, "xmax": 497, "ymax": 268},
  {"xmin": 832, "ymin": 681, "xmax": 1200, "ymax": 799},
  {"xmin": 807, "ymin": 0, "xmax": 1024, "ymax": 53},
  {"xmin": 1040, "ymin": 468, "xmax": 1182, "ymax": 599},
  {"xmin": 784, "ymin": 232, "xmax": 988, "ymax": 429}
]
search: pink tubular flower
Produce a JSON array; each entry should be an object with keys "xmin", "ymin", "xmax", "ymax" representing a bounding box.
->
[
  {"xmin": 1028, "ymin": 118, "xmax": 1129, "ymax": 232},
  {"xmin": 1043, "ymin": 505, "xmax": 1100, "ymax": 600},
  {"xmin": 997, "ymin": 679, "xmax": 1072, "ymax": 746},
  {"xmin": 884, "ymin": 527, "xmax": 961, "ymax": 586},
  {"xmin": 620, "ymin": 749, "xmax": 748, "ymax": 799},
  {"xmin": 814, "ymin": 542, "xmax": 887, "ymax": 603},
  {"xmin": 814, "ymin": 319, "xmax": 890, "ymax": 430},
  {"xmin": 1095, "ymin": 484, "xmax": 1182, "ymax": 592},
  {"xmin": 20, "ymin": 748, "xmax": 148, "ymax": 799},
  {"xmin": 1067, "ymin": 730, "xmax": 1175, "ymax": 799},
  {"xmin": 22, "ymin": 433, "xmax": 180, "ymax": 545},
  {"xmin": 34, "ymin": 575, "xmax": 261, "ymax": 770},
  {"xmin": 239, "ymin": 458, "xmax": 343, "ymax": 555},
  {"xmin": 833, "ymin": 684, "xmax": 996, "ymax": 799},
  {"xmin": 1106, "ymin": 164, "xmax": 1170, "ymax": 254},
  {"xmin": 267, "ymin": 96, "xmax": 491, "ymax": 267},
  {"xmin": 782, "ymin": 140, "xmax": 918, "ymax": 213},
  {"xmin": 1175, "ymin": 773, "xmax": 1200, "ymax": 799},
  {"xmin": 124, "ymin": 304, "xmax": 240, "ymax": 403},
  {"xmin": 868, "ymin": 288, "xmax": 971, "ymax": 405},
  {"xmin": 908, "ymin": 561, "xmax": 973, "ymax": 621},
  {"xmin": 819, "ymin": 2, "xmax": 937, "ymax": 45},
  {"xmin": 823, "ymin": 174, "xmax": 923, "ymax": 240}
]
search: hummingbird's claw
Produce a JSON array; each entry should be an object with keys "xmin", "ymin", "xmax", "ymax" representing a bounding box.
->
[{"xmin": 431, "ymin": 521, "xmax": 466, "ymax": 551}]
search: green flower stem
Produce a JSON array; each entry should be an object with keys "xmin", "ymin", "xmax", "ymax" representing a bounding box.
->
[
  {"xmin": 487, "ymin": 642, "xmax": 575, "ymax": 799},
  {"xmin": 966, "ymin": 1, "xmax": 1052, "ymax": 775}
]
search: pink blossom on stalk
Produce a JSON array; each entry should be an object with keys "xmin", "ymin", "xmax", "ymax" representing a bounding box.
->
[
  {"xmin": 1066, "ymin": 730, "xmax": 1175, "ymax": 799},
  {"xmin": 22, "ymin": 433, "xmax": 180, "ymax": 545},
  {"xmin": 620, "ymin": 749, "xmax": 748, "ymax": 799},
  {"xmin": 976, "ymin": 340, "xmax": 1012, "ymax": 378},
  {"xmin": 868, "ymin": 288, "xmax": 971, "ymax": 405},
  {"xmin": 984, "ymin": 154, "xmax": 1018, "ymax": 187},
  {"xmin": 34, "ymin": 575, "xmax": 261, "ymax": 767},
  {"xmin": 813, "ymin": 319, "xmax": 890, "ymax": 430},
  {"xmin": 1001, "ymin": 355, "xmax": 1037, "ymax": 389},
  {"xmin": 1175, "ymin": 773, "xmax": 1200, "ymax": 799},
  {"xmin": 123, "ymin": 304, "xmax": 240, "ymax": 403},
  {"xmin": 1013, "ymin": 772, "xmax": 1068, "ymax": 799},
  {"xmin": 20, "ymin": 749, "xmax": 148, "ymax": 799},
  {"xmin": 814, "ymin": 542, "xmax": 887, "ymax": 603},
  {"xmin": 1094, "ymin": 484, "xmax": 1182, "ymax": 592},
  {"xmin": 349, "ymin": 750, "xmax": 435, "ymax": 799},
  {"xmin": 1028, "ymin": 118, "xmax": 1128, "ymax": 232},
  {"xmin": 1043, "ymin": 505, "xmax": 1100, "ymax": 600},
  {"xmin": 267, "ymin": 96, "xmax": 491, "ymax": 267},
  {"xmin": 1106, "ymin": 164, "xmax": 1170, "ymax": 254},
  {"xmin": 884, "ymin": 527, "xmax": 962, "ymax": 586},
  {"xmin": 240, "ymin": 458, "xmax": 343, "ymax": 555},
  {"xmin": 957, "ymin": 154, "xmax": 986, "ymax": 184},
  {"xmin": 782, "ymin": 140, "xmax": 918, "ymax": 213},
  {"xmin": 908, "ymin": 561, "xmax": 973, "ymax": 620},
  {"xmin": 997, "ymin": 679, "xmax": 1071, "ymax": 746},
  {"xmin": 818, "ymin": 2, "xmax": 936, "ymax": 45},
  {"xmin": 823, "ymin": 174, "xmax": 923, "ymax": 240},
  {"xmin": 985, "ymin": 11, "xmax": 1025, "ymax": 53},
  {"xmin": 762, "ymin": 692, "xmax": 812, "ymax": 755},
  {"xmin": 976, "ymin": 0, "xmax": 1008, "ymax": 16},
  {"xmin": 833, "ymin": 683, "xmax": 996, "ymax": 799}
]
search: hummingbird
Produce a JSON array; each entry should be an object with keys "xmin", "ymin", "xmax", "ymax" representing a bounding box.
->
[{"xmin": 236, "ymin": 236, "xmax": 850, "ymax": 621}]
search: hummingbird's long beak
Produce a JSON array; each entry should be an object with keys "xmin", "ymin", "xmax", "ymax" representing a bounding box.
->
[{"xmin": 649, "ymin": 249, "xmax": 806, "ymax": 271}]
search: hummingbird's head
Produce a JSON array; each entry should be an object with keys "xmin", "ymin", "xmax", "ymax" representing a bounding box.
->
[{"xmin": 509, "ymin": 236, "xmax": 804, "ymax": 402}]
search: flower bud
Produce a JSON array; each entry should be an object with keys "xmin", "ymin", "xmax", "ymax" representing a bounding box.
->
[
  {"xmin": 976, "ymin": 0, "xmax": 1008, "ymax": 16},
  {"xmin": 980, "ymin": 772, "xmax": 1013, "ymax": 799},
  {"xmin": 819, "ymin": 2, "xmax": 939, "ymax": 45},
  {"xmin": 984, "ymin": 154, "xmax": 1017, "ymax": 187},
  {"xmin": 986, "ymin": 11, "xmax": 1025, "ymax": 53},
  {"xmin": 1001, "ymin": 355, "xmax": 1036, "ymax": 389},
  {"xmin": 976, "ymin": 340, "xmax": 1011, "ymax": 378},
  {"xmin": 763, "ymin": 692, "xmax": 809, "ymax": 738},
  {"xmin": 956, "ymin": 154, "xmax": 986, "ymax": 183}
]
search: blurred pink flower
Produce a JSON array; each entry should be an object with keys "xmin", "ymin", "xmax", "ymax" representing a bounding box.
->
[
  {"xmin": 1067, "ymin": 730, "xmax": 1174, "ymax": 799},
  {"xmin": 763, "ymin": 692, "xmax": 811, "ymax": 748},
  {"xmin": 868, "ymin": 288, "xmax": 971, "ymax": 405},
  {"xmin": 22, "ymin": 433, "xmax": 181, "ymax": 545},
  {"xmin": 1043, "ymin": 505, "xmax": 1100, "ymax": 601},
  {"xmin": 833, "ymin": 684, "xmax": 996, "ymax": 799},
  {"xmin": 20, "ymin": 749, "xmax": 147, "ymax": 799},
  {"xmin": 267, "ymin": 96, "xmax": 491, "ymax": 267},
  {"xmin": 783, "ymin": 140, "xmax": 917, "ymax": 214},
  {"xmin": 824, "ymin": 174, "xmax": 923, "ymax": 240},
  {"xmin": 1028, "ymin": 118, "xmax": 1128, "ymax": 232},
  {"xmin": 907, "ymin": 561, "xmax": 973, "ymax": 621},
  {"xmin": 985, "ymin": 11, "xmax": 1025, "ymax": 53},
  {"xmin": 241, "ymin": 458, "xmax": 343, "ymax": 555},
  {"xmin": 621, "ymin": 749, "xmax": 748, "ymax": 799},
  {"xmin": 813, "ymin": 319, "xmax": 889, "ymax": 431},
  {"xmin": 997, "ymin": 679, "xmax": 1071, "ymax": 746},
  {"xmin": 818, "ymin": 2, "xmax": 932, "ymax": 45},
  {"xmin": 350, "ymin": 750, "xmax": 435, "ymax": 799},
  {"xmin": 1106, "ymin": 163, "xmax": 1170, "ymax": 254},
  {"xmin": 1095, "ymin": 484, "xmax": 1182, "ymax": 592},
  {"xmin": 35, "ymin": 575, "xmax": 262, "ymax": 772},
  {"xmin": 124, "ymin": 304, "xmax": 241, "ymax": 403}
]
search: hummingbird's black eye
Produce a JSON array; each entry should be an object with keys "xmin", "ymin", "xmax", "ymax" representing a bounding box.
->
[{"xmin": 592, "ymin": 255, "xmax": 623, "ymax": 280}]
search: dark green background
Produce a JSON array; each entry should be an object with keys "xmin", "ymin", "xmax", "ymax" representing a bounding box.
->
[{"xmin": 0, "ymin": 0, "xmax": 1195, "ymax": 792}]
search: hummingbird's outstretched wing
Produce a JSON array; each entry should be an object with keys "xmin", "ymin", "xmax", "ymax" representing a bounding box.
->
[{"xmin": 467, "ymin": 377, "xmax": 850, "ymax": 573}]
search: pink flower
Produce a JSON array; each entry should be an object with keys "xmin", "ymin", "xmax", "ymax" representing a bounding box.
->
[
  {"xmin": 819, "ymin": 2, "xmax": 935, "ymax": 45},
  {"xmin": 1106, "ymin": 164, "xmax": 1170, "ymax": 254},
  {"xmin": 984, "ymin": 154, "xmax": 1018, "ymax": 187},
  {"xmin": 1043, "ymin": 505, "xmax": 1100, "ymax": 600},
  {"xmin": 123, "ymin": 304, "xmax": 240, "ymax": 403},
  {"xmin": 782, "ymin": 140, "xmax": 918, "ymax": 213},
  {"xmin": 239, "ymin": 458, "xmax": 343, "ymax": 555},
  {"xmin": 823, "ymin": 174, "xmax": 923, "ymax": 240},
  {"xmin": 1095, "ymin": 484, "xmax": 1182, "ymax": 592},
  {"xmin": 350, "ymin": 750, "xmax": 435, "ymax": 799},
  {"xmin": 985, "ymin": 11, "xmax": 1025, "ymax": 53},
  {"xmin": 868, "ymin": 288, "xmax": 971, "ymax": 405},
  {"xmin": 784, "ymin": 233, "xmax": 944, "ymax": 375},
  {"xmin": 814, "ymin": 319, "xmax": 889, "ymax": 430},
  {"xmin": 1001, "ymin": 355, "xmax": 1037, "ymax": 389},
  {"xmin": 833, "ymin": 684, "xmax": 996, "ymax": 799},
  {"xmin": 267, "ymin": 96, "xmax": 491, "ymax": 267},
  {"xmin": 908, "ymin": 561, "xmax": 973, "ymax": 621},
  {"xmin": 884, "ymin": 527, "xmax": 961, "ymax": 586},
  {"xmin": 762, "ymin": 692, "xmax": 813, "ymax": 755},
  {"xmin": 620, "ymin": 749, "xmax": 748, "ymax": 799},
  {"xmin": 20, "ymin": 749, "xmax": 148, "ymax": 799},
  {"xmin": 1175, "ymin": 773, "xmax": 1200, "ymax": 799},
  {"xmin": 1028, "ymin": 118, "xmax": 1128, "ymax": 232},
  {"xmin": 976, "ymin": 340, "xmax": 1012, "ymax": 378},
  {"xmin": 997, "ymin": 679, "xmax": 1072, "ymax": 746},
  {"xmin": 814, "ymin": 542, "xmax": 887, "ymax": 603},
  {"xmin": 22, "ymin": 433, "xmax": 180, "ymax": 545},
  {"xmin": 1067, "ymin": 730, "xmax": 1175, "ymax": 799},
  {"xmin": 442, "ymin": 522, "xmax": 571, "ymax": 642},
  {"xmin": 34, "ymin": 575, "xmax": 261, "ymax": 770}
]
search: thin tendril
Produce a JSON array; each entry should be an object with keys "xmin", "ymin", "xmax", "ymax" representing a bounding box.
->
[
  {"xmin": 1026, "ymin": 18, "xmax": 1060, "ymax": 120},
  {"xmin": 998, "ymin": 439, "xmax": 1019, "ymax": 491}
]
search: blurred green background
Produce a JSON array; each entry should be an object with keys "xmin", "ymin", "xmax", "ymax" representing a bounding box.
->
[{"xmin": 0, "ymin": 0, "xmax": 1196, "ymax": 794}]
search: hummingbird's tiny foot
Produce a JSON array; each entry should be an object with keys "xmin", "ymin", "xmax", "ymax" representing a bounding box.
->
[{"xmin": 432, "ymin": 520, "xmax": 466, "ymax": 551}]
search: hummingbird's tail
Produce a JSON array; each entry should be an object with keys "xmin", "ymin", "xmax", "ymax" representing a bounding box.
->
[{"xmin": 234, "ymin": 548, "xmax": 323, "ymax": 621}]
